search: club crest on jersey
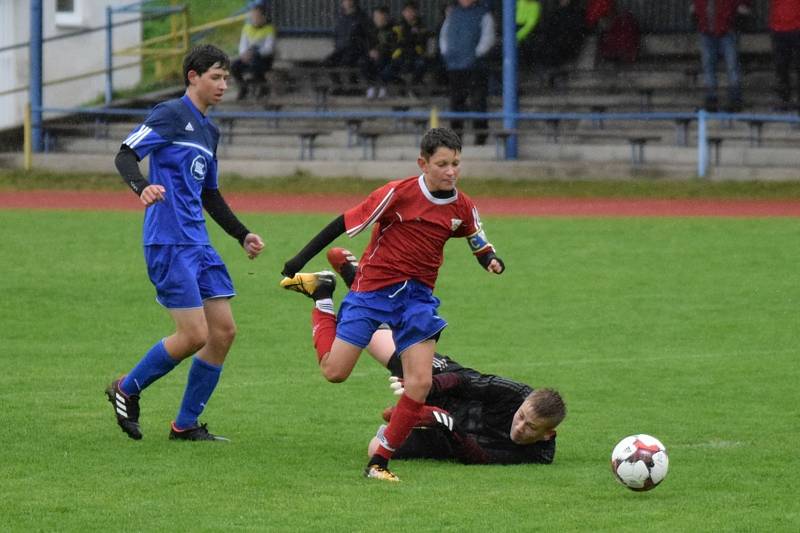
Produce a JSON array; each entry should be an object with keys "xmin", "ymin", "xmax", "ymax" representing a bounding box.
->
[
  {"xmin": 190, "ymin": 155, "xmax": 207, "ymax": 181},
  {"xmin": 450, "ymin": 218, "xmax": 463, "ymax": 231}
]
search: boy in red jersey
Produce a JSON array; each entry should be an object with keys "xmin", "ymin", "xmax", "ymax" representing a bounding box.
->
[{"xmin": 280, "ymin": 127, "xmax": 504, "ymax": 482}]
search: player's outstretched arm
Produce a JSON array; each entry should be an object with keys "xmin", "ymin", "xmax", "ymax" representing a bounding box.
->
[
  {"xmin": 201, "ymin": 188, "xmax": 263, "ymax": 259},
  {"xmin": 281, "ymin": 215, "xmax": 346, "ymax": 277}
]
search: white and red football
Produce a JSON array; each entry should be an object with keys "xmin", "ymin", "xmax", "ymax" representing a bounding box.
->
[{"xmin": 611, "ymin": 434, "xmax": 669, "ymax": 491}]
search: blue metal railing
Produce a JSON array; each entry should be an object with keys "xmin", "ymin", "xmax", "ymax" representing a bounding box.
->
[{"xmin": 33, "ymin": 105, "xmax": 800, "ymax": 178}]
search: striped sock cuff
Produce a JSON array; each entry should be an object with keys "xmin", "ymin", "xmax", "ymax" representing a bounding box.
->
[{"xmin": 314, "ymin": 298, "xmax": 335, "ymax": 315}]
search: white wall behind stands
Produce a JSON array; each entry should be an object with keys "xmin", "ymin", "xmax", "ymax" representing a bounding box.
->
[{"xmin": 0, "ymin": 0, "xmax": 142, "ymax": 131}]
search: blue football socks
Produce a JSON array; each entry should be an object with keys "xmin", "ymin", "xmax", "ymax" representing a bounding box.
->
[
  {"xmin": 120, "ymin": 340, "xmax": 180, "ymax": 396},
  {"xmin": 174, "ymin": 356, "xmax": 222, "ymax": 430}
]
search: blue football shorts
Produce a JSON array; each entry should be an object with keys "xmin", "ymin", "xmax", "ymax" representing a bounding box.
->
[
  {"xmin": 336, "ymin": 279, "xmax": 447, "ymax": 355},
  {"xmin": 144, "ymin": 244, "xmax": 235, "ymax": 309}
]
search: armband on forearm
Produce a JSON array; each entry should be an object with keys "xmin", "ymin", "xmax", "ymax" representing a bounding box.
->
[{"xmin": 466, "ymin": 228, "xmax": 493, "ymax": 255}]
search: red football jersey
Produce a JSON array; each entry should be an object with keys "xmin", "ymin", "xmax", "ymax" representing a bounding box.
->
[{"xmin": 344, "ymin": 175, "xmax": 489, "ymax": 292}]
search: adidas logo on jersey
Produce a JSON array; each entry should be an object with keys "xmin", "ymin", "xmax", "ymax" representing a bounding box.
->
[
  {"xmin": 185, "ymin": 122, "xmax": 194, "ymax": 132},
  {"xmin": 450, "ymin": 218, "xmax": 462, "ymax": 231}
]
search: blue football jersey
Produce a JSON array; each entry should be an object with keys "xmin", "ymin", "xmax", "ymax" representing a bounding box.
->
[{"xmin": 122, "ymin": 95, "xmax": 220, "ymax": 245}]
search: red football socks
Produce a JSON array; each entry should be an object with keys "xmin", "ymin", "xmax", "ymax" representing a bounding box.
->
[
  {"xmin": 311, "ymin": 308, "xmax": 336, "ymax": 363},
  {"xmin": 375, "ymin": 393, "xmax": 424, "ymax": 460}
]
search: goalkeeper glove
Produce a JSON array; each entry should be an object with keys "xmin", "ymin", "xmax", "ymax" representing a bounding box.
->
[{"xmin": 389, "ymin": 376, "xmax": 405, "ymax": 396}]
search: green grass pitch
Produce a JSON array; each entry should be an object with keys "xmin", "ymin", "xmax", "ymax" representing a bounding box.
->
[{"xmin": 0, "ymin": 209, "xmax": 798, "ymax": 531}]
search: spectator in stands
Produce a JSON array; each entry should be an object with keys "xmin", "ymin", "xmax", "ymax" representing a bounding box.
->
[
  {"xmin": 596, "ymin": 1, "xmax": 641, "ymax": 64},
  {"xmin": 231, "ymin": 4, "xmax": 276, "ymax": 101},
  {"xmin": 388, "ymin": 1, "xmax": 431, "ymax": 92},
  {"xmin": 585, "ymin": 0, "xmax": 613, "ymax": 33},
  {"xmin": 769, "ymin": 0, "xmax": 800, "ymax": 110},
  {"xmin": 440, "ymin": 0, "xmax": 496, "ymax": 145},
  {"xmin": 525, "ymin": 0, "xmax": 587, "ymax": 69},
  {"xmin": 516, "ymin": 0, "xmax": 543, "ymax": 66},
  {"xmin": 690, "ymin": 0, "xmax": 752, "ymax": 112},
  {"xmin": 324, "ymin": 0, "xmax": 371, "ymax": 87},
  {"xmin": 432, "ymin": 3, "xmax": 455, "ymax": 87},
  {"xmin": 364, "ymin": 6, "xmax": 398, "ymax": 99}
]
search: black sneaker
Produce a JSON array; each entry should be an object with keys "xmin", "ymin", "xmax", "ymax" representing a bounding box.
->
[
  {"xmin": 169, "ymin": 422, "xmax": 230, "ymax": 442},
  {"xmin": 105, "ymin": 378, "xmax": 142, "ymax": 440}
]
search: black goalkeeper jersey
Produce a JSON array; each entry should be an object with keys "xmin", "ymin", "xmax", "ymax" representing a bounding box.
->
[{"xmin": 389, "ymin": 354, "xmax": 556, "ymax": 465}]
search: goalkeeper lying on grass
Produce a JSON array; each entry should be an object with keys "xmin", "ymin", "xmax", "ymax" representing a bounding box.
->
[
  {"xmin": 368, "ymin": 327, "xmax": 566, "ymax": 465},
  {"xmin": 333, "ymin": 247, "xmax": 566, "ymax": 465}
]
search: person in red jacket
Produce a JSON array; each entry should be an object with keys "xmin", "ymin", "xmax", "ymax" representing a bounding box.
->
[
  {"xmin": 597, "ymin": 2, "xmax": 641, "ymax": 64},
  {"xmin": 690, "ymin": 0, "xmax": 752, "ymax": 111},
  {"xmin": 585, "ymin": 0, "xmax": 613, "ymax": 32},
  {"xmin": 770, "ymin": 0, "xmax": 800, "ymax": 109}
]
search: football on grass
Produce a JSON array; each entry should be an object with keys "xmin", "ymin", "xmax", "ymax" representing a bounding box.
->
[{"xmin": 610, "ymin": 434, "xmax": 669, "ymax": 491}]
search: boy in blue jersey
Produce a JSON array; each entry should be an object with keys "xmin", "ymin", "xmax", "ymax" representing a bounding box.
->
[{"xmin": 106, "ymin": 44, "xmax": 264, "ymax": 442}]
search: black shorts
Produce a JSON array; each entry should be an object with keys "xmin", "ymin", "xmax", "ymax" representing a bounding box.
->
[{"xmin": 393, "ymin": 427, "xmax": 455, "ymax": 461}]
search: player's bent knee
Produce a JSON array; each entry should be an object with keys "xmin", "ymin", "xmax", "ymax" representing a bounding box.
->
[
  {"xmin": 403, "ymin": 376, "xmax": 432, "ymax": 400},
  {"xmin": 179, "ymin": 326, "xmax": 209, "ymax": 354},
  {"xmin": 185, "ymin": 336, "xmax": 208, "ymax": 354},
  {"xmin": 321, "ymin": 367, "xmax": 350, "ymax": 383},
  {"xmin": 319, "ymin": 357, "xmax": 353, "ymax": 383},
  {"xmin": 212, "ymin": 322, "xmax": 237, "ymax": 346}
]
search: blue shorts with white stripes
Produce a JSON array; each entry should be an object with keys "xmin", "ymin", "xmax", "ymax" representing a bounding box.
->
[
  {"xmin": 336, "ymin": 279, "xmax": 447, "ymax": 355},
  {"xmin": 144, "ymin": 244, "xmax": 235, "ymax": 309}
]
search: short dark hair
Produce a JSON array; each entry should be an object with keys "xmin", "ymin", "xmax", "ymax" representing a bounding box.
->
[
  {"xmin": 403, "ymin": 1, "xmax": 419, "ymax": 10},
  {"xmin": 374, "ymin": 5, "xmax": 390, "ymax": 15},
  {"xmin": 182, "ymin": 44, "xmax": 230, "ymax": 87},
  {"xmin": 420, "ymin": 127, "xmax": 462, "ymax": 158}
]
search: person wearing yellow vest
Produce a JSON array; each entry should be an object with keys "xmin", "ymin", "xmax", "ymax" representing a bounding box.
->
[
  {"xmin": 231, "ymin": 4, "xmax": 276, "ymax": 100},
  {"xmin": 517, "ymin": 0, "xmax": 542, "ymax": 43},
  {"xmin": 516, "ymin": 0, "xmax": 542, "ymax": 66}
]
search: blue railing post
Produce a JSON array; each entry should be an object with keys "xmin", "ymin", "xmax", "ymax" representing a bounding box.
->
[
  {"xmin": 697, "ymin": 109, "xmax": 708, "ymax": 178},
  {"xmin": 105, "ymin": 6, "xmax": 114, "ymax": 105},
  {"xmin": 29, "ymin": 0, "xmax": 43, "ymax": 152},
  {"xmin": 502, "ymin": 0, "xmax": 518, "ymax": 159}
]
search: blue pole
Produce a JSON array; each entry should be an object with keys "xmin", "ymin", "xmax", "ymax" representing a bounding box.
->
[
  {"xmin": 105, "ymin": 6, "xmax": 113, "ymax": 105},
  {"xmin": 697, "ymin": 110, "xmax": 708, "ymax": 178},
  {"xmin": 29, "ymin": 0, "xmax": 43, "ymax": 152},
  {"xmin": 502, "ymin": 0, "xmax": 518, "ymax": 159}
]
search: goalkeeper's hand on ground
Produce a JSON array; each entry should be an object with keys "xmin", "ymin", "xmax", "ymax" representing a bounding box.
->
[{"xmin": 389, "ymin": 376, "xmax": 404, "ymax": 396}]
